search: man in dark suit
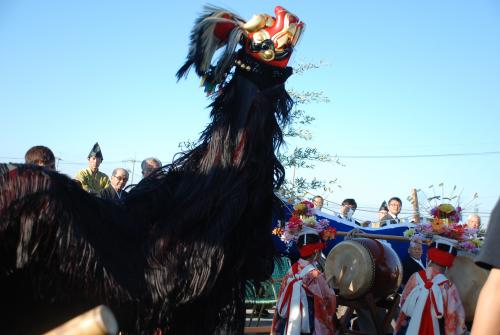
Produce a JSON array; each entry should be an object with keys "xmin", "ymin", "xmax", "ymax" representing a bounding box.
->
[
  {"xmin": 401, "ymin": 237, "xmax": 425, "ymax": 287},
  {"xmin": 380, "ymin": 196, "xmax": 402, "ymax": 226},
  {"xmin": 337, "ymin": 198, "xmax": 361, "ymax": 225},
  {"xmin": 99, "ymin": 168, "xmax": 129, "ymax": 204}
]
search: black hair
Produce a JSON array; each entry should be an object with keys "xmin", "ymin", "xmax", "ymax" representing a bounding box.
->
[
  {"xmin": 0, "ymin": 7, "xmax": 299, "ymax": 334},
  {"xmin": 297, "ymin": 233, "xmax": 320, "ymax": 249},
  {"xmin": 341, "ymin": 198, "xmax": 357, "ymax": 209},
  {"xmin": 388, "ymin": 197, "xmax": 402, "ymax": 206},
  {"xmin": 430, "ymin": 242, "xmax": 458, "ymax": 256}
]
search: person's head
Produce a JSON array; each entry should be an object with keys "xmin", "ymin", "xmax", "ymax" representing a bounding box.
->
[
  {"xmin": 340, "ymin": 198, "xmax": 357, "ymax": 217},
  {"xmin": 387, "ymin": 197, "xmax": 402, "ymax": 216},
  {"xmin": 467, "ymin": 214, "xmax": 481, "ymax": 230},
  {"xmin": 24, "ymin": 145, "xmax": 56, "ymax": 170},
  {"xmin": 110, "ymin": 168, "xmax": 129, "ymax": 192},
  {"xmin": 378, "ymin": 209, "xmax": 388, "ymax": 220},
  {"xmin": 378, "ymin": 201, "xmax": 388, "ymax": 219},
  {"xmin": 87, "ymin": 156, "xmax": 102, "ymax": 173},
  {"xmin": 408, "ymin": 237, "xmax": 423, "ymax": 260},
  {"xmin": 87, "ymin": 142, "xmax": 103, "ymax": 173},
  {"xmin": 141, "ymin": 157, "xmax": 162, "ymax": 178},
  {"xmin": 297, "ymin": 232, "xmax": 323, "ymax": 261},
  {"xmin": 312, "ymin": 195, "xmax": 324, "ymax": 210}
]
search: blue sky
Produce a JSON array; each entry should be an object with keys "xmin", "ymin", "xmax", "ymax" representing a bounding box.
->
[{"xmin": 1, "ymin": 0, "xmax": 499, "ymax": 224}]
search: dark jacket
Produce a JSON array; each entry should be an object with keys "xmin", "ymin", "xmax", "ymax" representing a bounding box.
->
[
  {"xmin": 402, "ymin": 256, "xmax": 425, "ymax": 286},
  {"xmin": 99, "ymin": 187, "xmax": 128, "ymax": 204},
  {"xmin": 379, "ymin": 214, "xmax": 399, "ymax": 226},
  {"xmin": 337, "ymin": 214, "xmax": 361, "ymax": 226}
]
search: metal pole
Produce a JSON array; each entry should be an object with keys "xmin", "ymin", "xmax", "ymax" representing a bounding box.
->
[{"xmin": 412, "ymin": 188, "xmax": 420, "ymax": 223}]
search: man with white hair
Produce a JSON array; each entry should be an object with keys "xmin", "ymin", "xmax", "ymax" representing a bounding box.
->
[
  {"xmin": 466, "ymin": 214, "xmax": 481, "ymax": 230},
  {"xmin": 99, "ymin": 168, "xmax": 129, "ymax": 204},
  {"xmin": 394, "ymin": 236, "xmax": 466, "ymax": 334},
  {"xmin": 401, "ymin": 237, "xmax": 425, "ymax": 287}
]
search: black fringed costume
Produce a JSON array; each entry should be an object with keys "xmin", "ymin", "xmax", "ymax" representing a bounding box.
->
[{"xmin": 0, "ymin": 6, "xmax": 304, "ymax": 334}]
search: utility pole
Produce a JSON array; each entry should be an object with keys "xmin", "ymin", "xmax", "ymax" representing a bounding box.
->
[
  {"xmin": 55, "ymin": 157, "xmax": 62, "ymax": 170},
  {"xmin": 123, "ymin": 156, "xmax": 139, "ymax": 184},
  {"xmin": 290, "ymin": 164, "xmax": 296, "ymax": 203},
  {"xmin": 411, "ymin": 188, "xmax": 420, "ymax": 223}
]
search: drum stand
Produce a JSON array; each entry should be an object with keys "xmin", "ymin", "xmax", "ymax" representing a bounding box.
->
[{"xmin": 336, "ymin": 292, "xmax": 400, "ymax": 335}]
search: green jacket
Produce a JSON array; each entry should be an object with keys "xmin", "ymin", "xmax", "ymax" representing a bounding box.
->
[{"xmin": 75, "ymin": 167, "xmax": 110, "ymax": 193}]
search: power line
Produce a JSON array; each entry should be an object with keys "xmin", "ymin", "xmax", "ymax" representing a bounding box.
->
[
  {"xmin": 122, "ymin": 158, "xmax": 140, "ymax": 185},
  {"xmin": 337, "ymin": 151, "xmax": 500, "ymax": 159},
  {"xmin": 302, "ymin": 191, "xmax": 492, "ymax": 219},
  {"xmin": 0, "ymin": 157, "xmax": 142, "ymax": 165},
  {"xmin": 0, "ymin": 157, "xmax": 24, "ymax": 160},
  {"xmin": 4, "ymin": 150, "xmax": 500, "ymax": 163}
]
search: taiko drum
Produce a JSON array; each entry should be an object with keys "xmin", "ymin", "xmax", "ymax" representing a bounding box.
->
[{"xmin": 324, "ymin": 238, "xmax": 403, "ymax": 300}]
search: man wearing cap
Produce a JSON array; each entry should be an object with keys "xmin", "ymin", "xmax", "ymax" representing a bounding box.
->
[
  {"xmin": 394, "ymin": 236, "xmax": 466, "ymax": 334},
  {"xmin": 75, "ymin": 142, "xmax": 110, "ymax": 194},
  {"xmin": 378, "ymin": 200, "xmax": 389, "ymax": 220}
]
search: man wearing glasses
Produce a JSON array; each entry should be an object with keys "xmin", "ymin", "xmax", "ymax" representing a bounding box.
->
[
  {"xmin": 380, "ymin": 196, "xmax": 402, "ymax": 226},
  {"xmin": 100, "ymin": 168, "xmax": 129, "ymax": 204}
]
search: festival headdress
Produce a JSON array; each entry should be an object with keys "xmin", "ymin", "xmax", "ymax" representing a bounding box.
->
[
  {"xmin": 428, "ymin": 235, "xmax": 458, "ymax": 267},
  {"xmin": 405, "ymin": 202, "xmax": 481, "ymax": 262},
  {"xmin": 88, "ymin": 142, "xmax": 103, "ymax": 160},
  {"xmin": 273, "ymin": 200, "xmax": 336, "ymax": 258},
  {"xmin": 176, "ymin": 5, "xmax": 304, "ymax": 95},
  {"xmin": 430, "ymin": 203, "xmax": 462, "ymax": 228},
  {"xmin": 426, "ymin": 203, "xmax": 461, "ymax": 267}
]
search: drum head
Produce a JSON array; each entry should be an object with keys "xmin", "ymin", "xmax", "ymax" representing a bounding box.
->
[
  {"xmin": 324, "ymin": 240, "xmax": 374, "ymax": 299},
  {"xmin": 448, "ymin": 254, "xmax": 489, "ymax": 321}
]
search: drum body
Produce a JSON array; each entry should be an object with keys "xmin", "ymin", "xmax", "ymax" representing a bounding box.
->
[
  {"xmin": 447, "ymin": 254, "xmax": 489, "ymax": 321},
  {"xmin": 324, "ymin": 238, "xmax": 402, "ymax": 300}
]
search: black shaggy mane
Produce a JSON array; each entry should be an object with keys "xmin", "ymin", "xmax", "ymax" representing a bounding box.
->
[{"xmin": 0, "ymin": 13, "xmax": 296, "ymax": 335}]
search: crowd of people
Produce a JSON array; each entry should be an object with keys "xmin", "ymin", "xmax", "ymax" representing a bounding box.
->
[
  {"xmin": 312, "ymin": 195, "xmax": 405, "ymax": 227},
  {"xmin": 21, "ymin": 143, "xmax": 496, "ymax": 335},
  {"xmin": 312, "ymin": 194, "xmax": 483, "ymax": 232},
  {"xmin": 24, "ymin": 143, "xmax": 484, "ymax": 231},
  {"xmin": 23, "ymin": 142, "xmax": 162, "ymax": 205},
  {"xmin": 271, "ymin": 196, "xmax": 495, "ymax": 335}
]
